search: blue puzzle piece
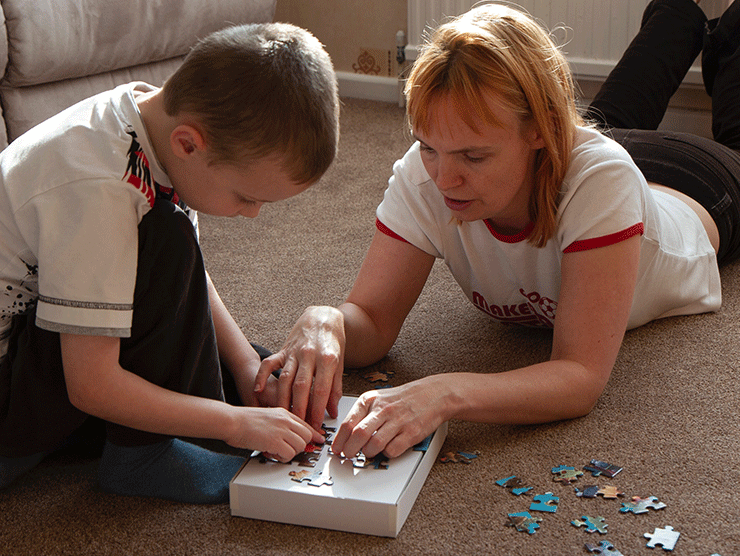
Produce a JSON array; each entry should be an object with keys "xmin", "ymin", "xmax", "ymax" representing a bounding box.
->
[
  {"xmin": 585, "ymin": 540, "xmax": 624, "ymax": 555},
  {"xmin": 506, "ymin": 511, "xmax": 542, "ymax": 535},
  {"xmin": 572, "ymin": 515, "xmax": 608, "ymax": 534},
  {"xmin": 413, "ymin": 434, "xmax": 433, "ymax": 452},
  {"xmin": 529, "ymin": 491, "xmax": 559, "ymax": 513},
  {"xmin": 495, "ymin": 475, "xmax": 533, "ymax": 496}
]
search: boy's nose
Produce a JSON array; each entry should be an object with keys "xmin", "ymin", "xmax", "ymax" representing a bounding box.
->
[{"xmin": 238, "ymin": 202, "xmax": 263, "ymax": 218}]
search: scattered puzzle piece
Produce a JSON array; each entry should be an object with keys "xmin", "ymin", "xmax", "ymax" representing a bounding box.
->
[
  {"xmin": 291, "ymin": 451, "xmax": 320, "ymax": 468},
  {"xmin": 288, "ymin": 469, "xmax": 334, "ymax": 487},
  {"xmin": 596, "ymin": 485, "xmax": 625, "ymax": 499},
  {"xmin": 644, "ymin": 525, "xmax": 680, "ymax": 551},
  {"xmin": 496, "ymin": 475, "xmax": 533, "ymax": 496},
  {"xmin": 505, "ymin": 511, "xmax": 542, "ymax": 535},
  {"xmin": 620, "ymin": 496, "xmax": 667, "ymax": 514},
  {"xmin": 363, "ymin": 370, "xmax": 394, "ymax": 383},
  {"xmin": 575, "ymin": 485, "xmax": 600, "ymax": 498},
  {"xmin": 529, "ymin": 491, "xmax": 559, "ymax": 513},
  {"xmin": 583, "ymin": 459, "xmax": 623, "ymax": 478},
  {"xmin": 440, "ymin": 450, "xmax": 478, "ymax": 464},
  {"xmin": 552, "ymin": 465, "xmax": 584, "ymax": 484},
  {"xmin": 367, "ymin": 453, "xmax": 389, "ymax": 469},
  {"xmin": 585, "ymin": 540, "xmax": 624, "ymax": 555},
  {"xmin": 321, "ymin": 425, "xmax": 336, "ymax": 443},
  {"xmin": 572, "ymin": 515, "xmax": 608, "ymax": 534},
  {"xmin": 413, "ymin": 434, "xmax": 434, "ymax": 452}
]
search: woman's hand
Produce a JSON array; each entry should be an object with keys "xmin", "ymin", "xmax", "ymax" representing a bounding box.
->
[
  {"xmin": 254, "ymin": 306, "xmax": 345, "ymax": 430},
  {"xmin": 331, "ymin": 376, "xmax": 456, "ymax": 459}
]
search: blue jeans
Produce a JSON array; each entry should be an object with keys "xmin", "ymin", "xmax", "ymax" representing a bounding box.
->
[{"xmin": 585, "ymin": 0, "xmax": 740, "ymax": 264}]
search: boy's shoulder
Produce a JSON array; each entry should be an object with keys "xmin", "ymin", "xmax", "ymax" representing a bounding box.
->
[{"xmin": 1, "ymin": 82, "xmax": 165, "ymax": 206}]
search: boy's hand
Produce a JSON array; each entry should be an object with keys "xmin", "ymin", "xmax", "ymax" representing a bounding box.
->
[
  {"xmin": 254, "ymin": 306, "xmax": 345, "ymax": 430},
  {"xmin": 226, "ymin": 406, "xmax": 324, "ymax": 462}
]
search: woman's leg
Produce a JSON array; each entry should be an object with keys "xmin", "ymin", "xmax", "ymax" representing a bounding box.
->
[
  {"xmin": 702, "ymin": 0, "xmax": 740, "ymax": 149},
  {"xmin": 585, "ymin": 0, "xmax": 706, "ymax": 130}
]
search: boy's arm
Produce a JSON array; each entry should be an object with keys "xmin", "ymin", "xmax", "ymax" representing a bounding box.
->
[
  {"xmin": 59, "ymin": 333, "xmax": 323, "ymax": 460},
  {"xmin": 206, "ymin": 273, "xmax": 267, "ymax": 407}
]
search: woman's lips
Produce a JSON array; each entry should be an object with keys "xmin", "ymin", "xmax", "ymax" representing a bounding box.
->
[{"xmin": 444, "ymin": 196, "xmax": 474, "ymax": 212}]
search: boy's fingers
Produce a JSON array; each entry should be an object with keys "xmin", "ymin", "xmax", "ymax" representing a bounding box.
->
[{"xmin": 254, "ymin": 354, "xmax": 283, "ymax": 393}]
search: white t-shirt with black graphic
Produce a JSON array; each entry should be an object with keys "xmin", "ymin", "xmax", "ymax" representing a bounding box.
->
[{"xmin": 0, "ymin": 82, "xmax": 196, "ymax": 358}]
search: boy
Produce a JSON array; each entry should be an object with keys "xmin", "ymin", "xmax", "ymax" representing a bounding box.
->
[{"xmin": 0, "ymin": 22, "xmax": 339, "ymax": 504}]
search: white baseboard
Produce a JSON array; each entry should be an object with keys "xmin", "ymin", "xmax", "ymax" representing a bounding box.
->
[
  {"xmin": 336, "ymin": 71, "xmax": 401, "ymax": 104},
  {"xmin": 336, "ymin": 71, "xmax": 712, "ymax": 138}
]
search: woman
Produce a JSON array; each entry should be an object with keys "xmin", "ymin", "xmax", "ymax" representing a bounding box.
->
[{"xmin": 255, "ymin": 0, "xmax": 740, "ymax": 459}]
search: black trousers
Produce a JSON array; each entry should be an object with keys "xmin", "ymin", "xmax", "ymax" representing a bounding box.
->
[
  {"xmin": 0, "ymin": 200, "xmax": 225, "ymax": 457},
  {"xmin": 585, "ymin": 0, "xmax": 740, "ymax": 265}
]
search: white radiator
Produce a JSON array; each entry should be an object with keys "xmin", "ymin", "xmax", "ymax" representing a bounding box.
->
[{"xmin": 405, "ymin": 0, "xmax": 727, "ymax": 84}]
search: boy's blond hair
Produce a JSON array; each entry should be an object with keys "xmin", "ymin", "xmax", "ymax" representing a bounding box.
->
[
  {"xmin": 405, "ymin": 3, "xmax": 581, "ymax": 246},
  {"xmin": 163, "ymin": 22, "xmax": 339, "ymax": 185}
]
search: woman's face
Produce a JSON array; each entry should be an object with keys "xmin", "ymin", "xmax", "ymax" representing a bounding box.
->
[{"xmin": 414, "ymin": 92, "xmax": 544, "ymax": 234}]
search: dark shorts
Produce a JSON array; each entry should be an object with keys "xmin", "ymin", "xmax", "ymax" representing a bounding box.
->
[{"xmin": 609, "ymin": 128, "xmax": 740, "ymax": 265}]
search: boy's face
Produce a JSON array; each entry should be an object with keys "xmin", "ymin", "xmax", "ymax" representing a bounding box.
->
[{"xmin": 173, "ymin": 155, "xmax": 309, "ymax": 218}]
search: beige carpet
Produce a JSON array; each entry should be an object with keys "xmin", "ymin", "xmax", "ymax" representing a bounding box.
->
[{"xmin": 1, "ymin": 98, "xmax": 738, "ymax": 555}]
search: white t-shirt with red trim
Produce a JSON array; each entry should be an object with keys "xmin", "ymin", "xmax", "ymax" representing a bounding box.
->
[
  {"xmin": 376, "ymin": 126, "xmax": 720, "ymax": 330},
  {"xmin": 0, "ymin": 82, "xmax": 196, "ymax": 358}
]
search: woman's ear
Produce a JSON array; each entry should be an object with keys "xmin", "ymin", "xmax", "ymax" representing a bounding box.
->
[
  {"xmin": 170, "ymin": 124, "xmax": 207, "ymax": 159},
  {"xmin": 525, "ymin": 121, "xmax": 546, "ymax": 150}
]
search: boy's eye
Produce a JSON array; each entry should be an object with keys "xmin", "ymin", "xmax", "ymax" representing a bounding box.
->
[{"xmin": 465, "ymin": 154, "xmax": 485, "ymax": 163}]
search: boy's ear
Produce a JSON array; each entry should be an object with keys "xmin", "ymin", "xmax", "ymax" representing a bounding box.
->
[{"xmin": 170, "ymin": 124, "xmax": 207, "ymax": 159}]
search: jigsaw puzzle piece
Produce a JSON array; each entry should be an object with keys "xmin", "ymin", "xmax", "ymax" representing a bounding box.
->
[
  {"xmin": 289, "ymin": 469, "xmax": 334, "ymax": 487},
  {"xmin": 644, "ymin": 525, "xmax": 680, "ymax": 551},
  {"xmin": 363, "ymin": 370, "xmax": 394, "ymax": 383},
  {"xmin": 495, "ymin": 475, "xmax": 533, "ymax": 496},
  {"xmin": 413, "ymin": 434, "xmax": 434, "ymax": 452},
  {"xmin": 529, "ymin": 492, "xmax": 559, "ymax": 513},
  {"xmin": 505, "ymin": 511, "xmax": 542, "ymax": 535},
  {"xmin": 552, "ymin": 465, "xmax": 584, "ymax": 484},
  {"xmin": 583, "ymin": 459, "xmax": 623, "ymax": 478},
  {"xmin": 585, "ymin": 540, "xmax": 624, "ymax": 555},
  {"xmin": 572, "ymin": 515, "xmax": 608, "ymax": 534},
  {"xmin": 291, "ymin": 451, "xmax": 319, "ymax": 468},
  {"xmin": 320, "ymin": 425, "xmax": 336, "ymax": 443},
  {"xmin": 575, "ymin": 485, "xmax": 600, "ymax": 498},
  {"xmin": 596, "ymin": 485, "xmax": 625, "ymax": 499},
  {"xmin": 619, "ymin": 496, "xmax": 667, "ymax": 514},
  {"xmin": 439, "ymin": 450, "xmax": 478, "ymax": 464}
]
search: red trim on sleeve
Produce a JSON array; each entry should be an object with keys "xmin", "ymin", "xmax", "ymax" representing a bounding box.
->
[
  {"xmin": 376, "ymin": 218, "xmax": 410, "ymax": 244},
  {"xmin": 563, "ymin": 223, "xmax": 644, "ymax": 253}
]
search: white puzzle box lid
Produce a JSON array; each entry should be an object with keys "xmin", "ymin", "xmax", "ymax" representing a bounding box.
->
[{"xmin": 230, "ymin": 396, "xmax": 447, "ymax": 537}]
